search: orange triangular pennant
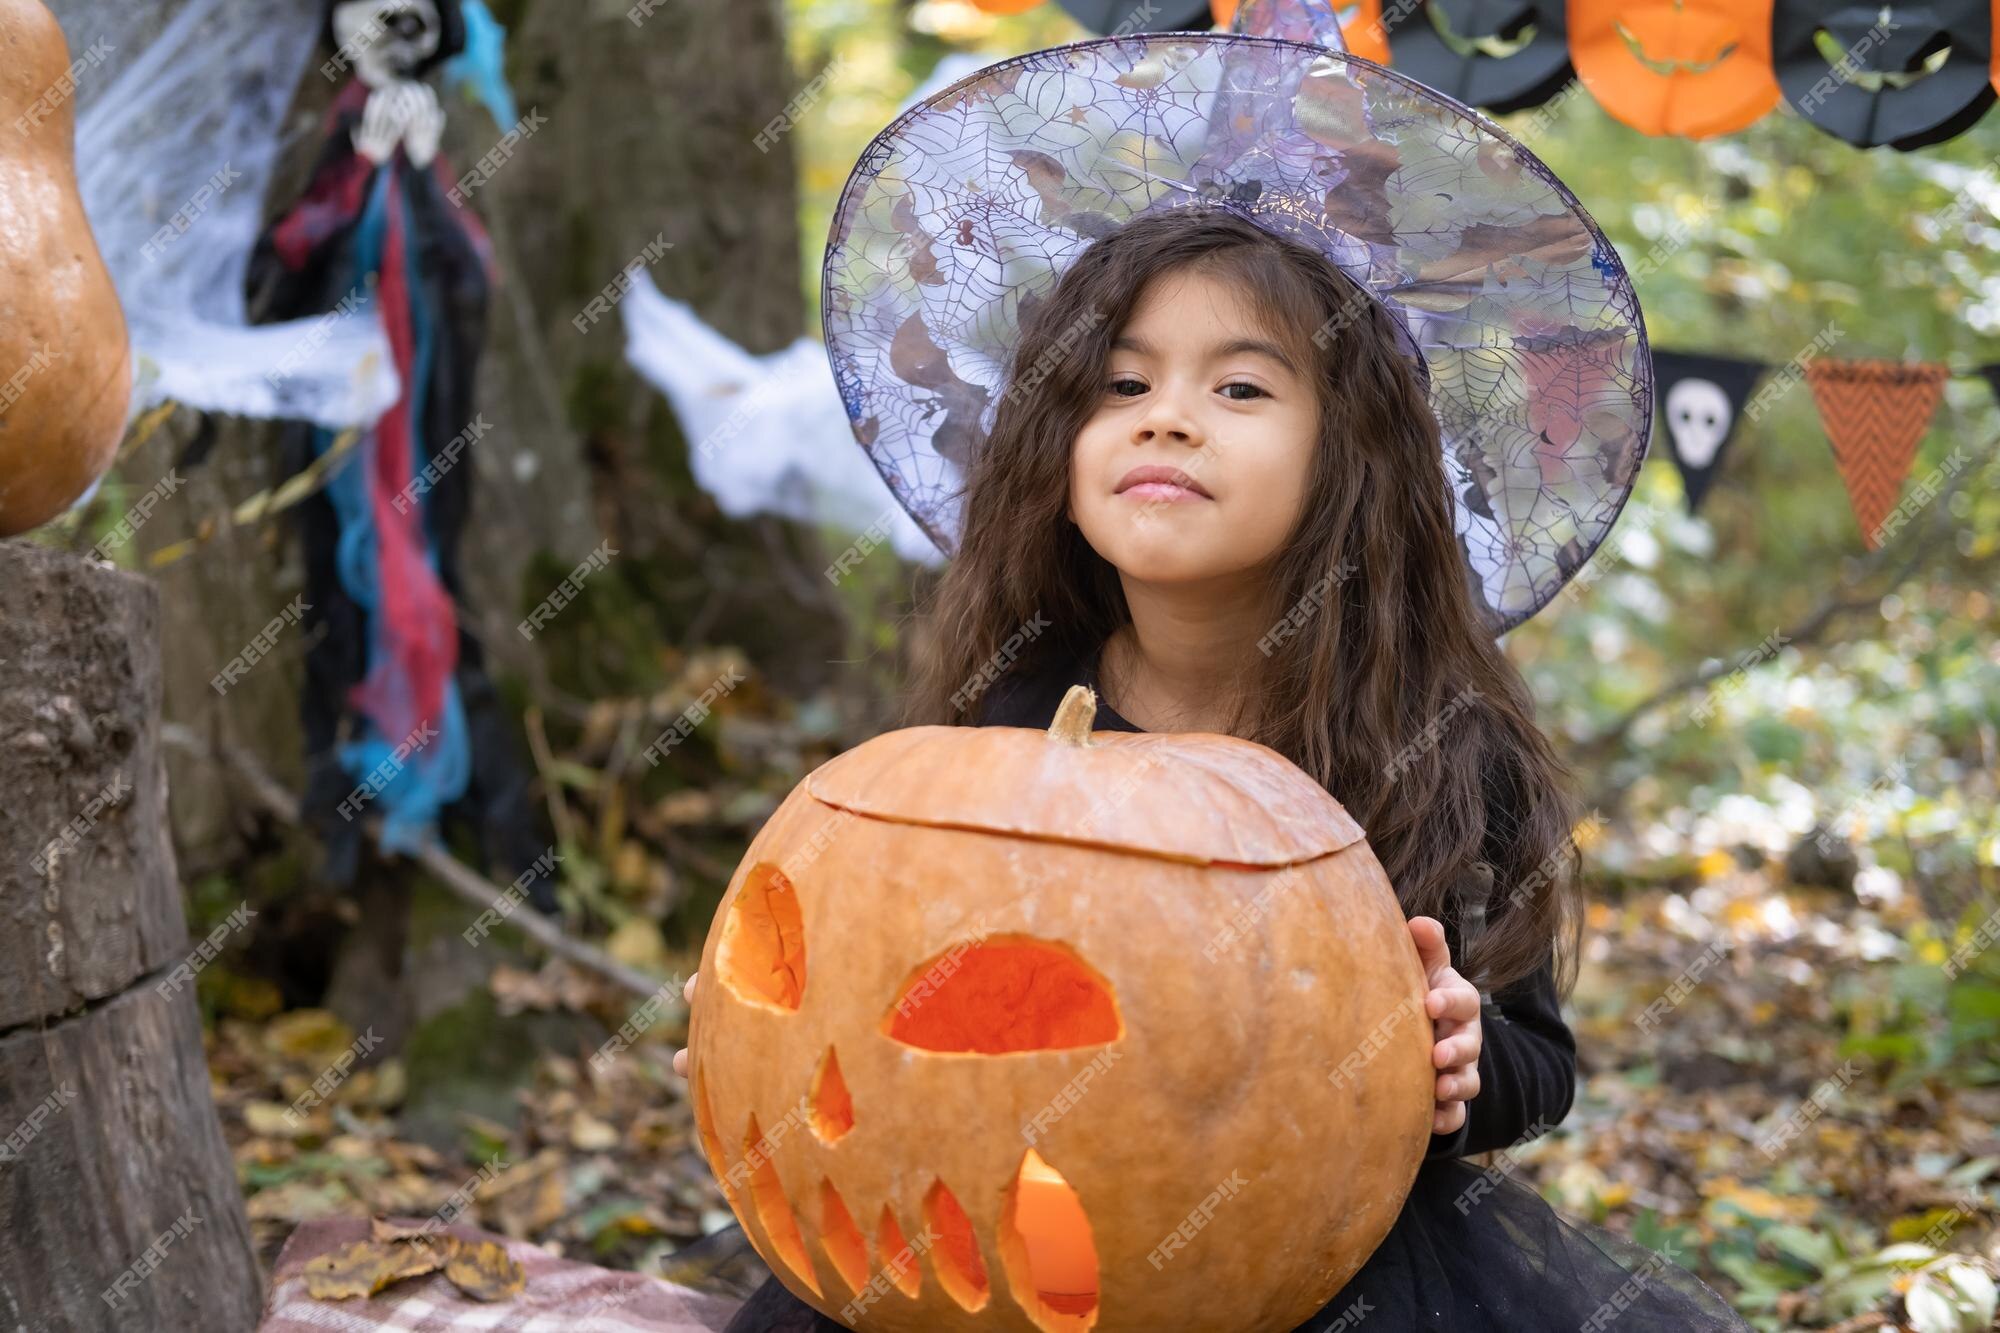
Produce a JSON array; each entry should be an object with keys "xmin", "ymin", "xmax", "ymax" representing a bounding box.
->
[{"xmin": 1803, "ymin": 359, "xmax": 1950, "ymax": 548}]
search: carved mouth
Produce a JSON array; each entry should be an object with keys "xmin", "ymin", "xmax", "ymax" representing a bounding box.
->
[{"xmin": 708, "ymin": 877, "xmax": 1110, "ymax": 1326}]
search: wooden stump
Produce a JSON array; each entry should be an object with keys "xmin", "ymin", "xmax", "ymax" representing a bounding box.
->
[{"xmin": 0, "ymin": 540, "xmax": 261, "ymax": 1331}]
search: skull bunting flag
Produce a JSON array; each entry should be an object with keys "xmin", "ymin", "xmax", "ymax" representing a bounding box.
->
[{"xmin": 1654, "ymin": 351, "xmax": 1764, "ymax": 514}]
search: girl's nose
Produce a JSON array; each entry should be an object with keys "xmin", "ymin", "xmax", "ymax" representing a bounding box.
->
[{"xmin": 1131, "ymin": 386, "xmax": 1203, "ymax": 448}]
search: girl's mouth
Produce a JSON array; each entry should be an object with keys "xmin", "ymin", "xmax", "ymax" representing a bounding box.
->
[
  {"xmin": 1114, "ymin": 465, "xmax": 1213, "ymax": 502},
  {"xmin": 1121, "ymin": 482, "xmax": 1209, "ymax": 503}
]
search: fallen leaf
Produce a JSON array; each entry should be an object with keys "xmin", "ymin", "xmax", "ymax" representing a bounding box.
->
[
  {"xmin": 606, "ymin": 918, "xmax": 667, "ymax": 972},
  {"xmin": 243, "ymin": 1100, "xmax": 309, "ymax": 1139},
  {"xmin": 570, "ymin": 1112, "xmax": 620, "ymax": 1152},
  {"xmin": 443, "ymin": 1237, "xmax": 527, "ymax": 1302},
  {"xmin": 370, "ymin": 1216, "xmax": 431, "ymax": 1242},
  {"xmin": 265, "ymin": 1009, "xmax": 354, "ymax": 1063},
  {"xmin": 303, "ymin": 1239, "xmax": 444, "ymax": 1300}
]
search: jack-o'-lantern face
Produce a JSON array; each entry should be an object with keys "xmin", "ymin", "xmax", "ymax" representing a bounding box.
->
[
  {"xmin": 1570, "ymin": 0, "xmax": 1780, "ymax": 138},
  {"xmin": 1771, "ymin": 0, "xmax": 1996, "ymax": 149},
  {"xmin": 688, "ymin": 688, "xmax": 1434, "ymax": 1332}
]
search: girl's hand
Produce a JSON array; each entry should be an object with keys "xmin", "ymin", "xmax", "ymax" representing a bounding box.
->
[
  {"xmin": 1408, "ymin": 916, "xmax": 1482, "ymax": 1135},
  {"xmin": 671, "ymin": 972, "xmax": 697, "ymax": 1079}
]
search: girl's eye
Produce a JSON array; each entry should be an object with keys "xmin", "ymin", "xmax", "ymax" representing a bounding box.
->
[
  {"xmin": 1107, "ymin": 377, "xmax": 1147, "ymax": 397},
  {"xmin": 1220, "ymin": 381, "xmax": 1266, "ymax": 401}
]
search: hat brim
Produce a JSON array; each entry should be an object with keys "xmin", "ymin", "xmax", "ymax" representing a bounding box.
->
[{"xmin": 823, "ymin": 32, "xmax": 1652, "ymax": 632}]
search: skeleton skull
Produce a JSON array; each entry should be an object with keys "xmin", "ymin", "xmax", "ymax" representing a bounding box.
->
[
  {"xmin": 1665, "ymin": 377, "xmax": 1732, "ymax": 469},
  {"xmin": 330, "ymin": 0, "xmax": 450, "ymax": 87},
  {"xmin": 689, "ymin": 693, "xmax": 1434, "ymax": 1332}
]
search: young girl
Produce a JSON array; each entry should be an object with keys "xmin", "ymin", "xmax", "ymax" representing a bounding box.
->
[
  {"xmin": 682, "ymin": 207, "xmax": 1745, "ymax": 1330},
  {"xmin": 683, "ymin": 8, "xmax": 1748, "ymax": 1328}
]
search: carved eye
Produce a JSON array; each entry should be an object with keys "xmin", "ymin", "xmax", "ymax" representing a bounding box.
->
[
  {"xmin": 882, "ymin": 936, "xmax": 1122, "ymax": 1053},
  {"xmin": 716, "ymin": 863, "xmax": 806, "ymax": 1011}
]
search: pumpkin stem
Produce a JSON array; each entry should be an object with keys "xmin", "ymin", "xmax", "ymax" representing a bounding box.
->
[{"xmin": 1047, "ymin": 684, "xmax": 1097, "ymax": 747}]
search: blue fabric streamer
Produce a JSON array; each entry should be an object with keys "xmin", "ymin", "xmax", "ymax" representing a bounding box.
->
[
  {"xmin": 320, "ymin": 167, "xmax": 473, "ymax": 853},
  {"xmin": 446, "ymin": 0, "xmax": 518, "ymax": 130}
]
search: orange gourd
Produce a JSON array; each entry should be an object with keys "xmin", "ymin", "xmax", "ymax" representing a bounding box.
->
[
  {"xmin": 1569, "ymin": 0, "xmax": 1779, "ymax": 139},
  {"xmin": 0, "ymin": 0, "xmax": 132, "ymax": 536},
  {"xmin": 690, "ymin": 685, "xmax": 1433, "ymax": 1331}
]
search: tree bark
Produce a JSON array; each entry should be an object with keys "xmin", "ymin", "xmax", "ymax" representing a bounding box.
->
[{"xmin": 0, "ymin": 540, "xmax": 260, "ymax": 1332}]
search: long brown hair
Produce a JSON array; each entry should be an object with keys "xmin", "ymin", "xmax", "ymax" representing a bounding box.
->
[{"xmin": 904, "ymin": 207, "xmax": 1581, "ymax": 996}]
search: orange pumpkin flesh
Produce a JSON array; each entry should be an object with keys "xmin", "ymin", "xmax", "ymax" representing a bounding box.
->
[
  {"xmin": 0, "ymin": 0, "xmax": 133, "ymax": 536},
  {"xmin": 692, "ymin": 686, "xmax": 1432, "ymax": 1331}
]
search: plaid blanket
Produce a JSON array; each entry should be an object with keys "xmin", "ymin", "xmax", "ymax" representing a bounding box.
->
[{"xmin": 258, "ymin": 1218, "xmax": 747, "ymax": 1332}]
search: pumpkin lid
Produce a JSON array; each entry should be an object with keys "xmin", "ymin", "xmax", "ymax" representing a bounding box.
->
[{"xmin": 805, "ymin": 686, "xmax": 1365, "ymax": 866}]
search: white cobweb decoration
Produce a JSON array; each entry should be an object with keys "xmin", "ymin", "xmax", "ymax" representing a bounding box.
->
[
  {"xmin": 619, "ymin": 54, "xmax": 987, "ymax": 564},
  {"xmin": 621, "ymin": 281, "xmax": 943, "ymax": 567},
  {"xmin": 55, "ymin": 0, "xmax": 399, "ymax": 430}
]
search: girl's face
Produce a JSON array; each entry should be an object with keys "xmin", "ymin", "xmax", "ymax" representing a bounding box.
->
[{"xmin": 1068, "ymin": 267, "xmax": 1319, "ymax": 587}]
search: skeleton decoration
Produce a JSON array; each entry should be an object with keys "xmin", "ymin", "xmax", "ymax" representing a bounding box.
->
[
  {"xmin": 1654, "ymin": 351, "xmax": 1764, "ymax": 514},
  {"xmin": 244, "ymin": 0, "xmax": 553, "ymax": 908},
  {"xmin": 329, "ymin": 0, "xmax": 457, "ymax": 88}
]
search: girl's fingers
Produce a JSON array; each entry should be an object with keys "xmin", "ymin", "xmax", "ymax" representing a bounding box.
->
[
  {"xmin": 683, "ymin": 972, "xmax": 698, "ymax": 1003},
  {"xmin": 1426, "ymin": 980, "xmax": 1480, "ymax": 1023},
  {"xmin": 1436, "ymin": 1068, "xmax": 1480, "ymax": 1104},
  {"xmin": 1408, "ymin": 916, "xmax": 1451, "ymax": 983},
  {"xmin": 1433, "ymin": 1101, "xmax": 1466, "ymax": 1135},
  {"xmin": 1432, "ymin": 1029, "xmax": 1481, "ymax": 1071},
  {"xmin": 672, "ymin": 1047, "xmax": 689, "ymax": 1079}
]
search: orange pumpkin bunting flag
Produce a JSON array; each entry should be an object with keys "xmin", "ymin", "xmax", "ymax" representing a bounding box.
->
[
  {"xmin": 1804, "ymin": 359, "xmax": 1950, "ymax": 548},
  {"xmin": 1210, "ymin": 0, "xmax": 1388, "ymax": 60},
  {"xmin": 1569, "ymin": 0, "xmax": 1779, "ymax": 138}
]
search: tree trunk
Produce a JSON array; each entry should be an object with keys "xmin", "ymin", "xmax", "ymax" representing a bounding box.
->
[{"xmin": 0, "ymin": 540, "xmax": 261, "ymax": 1332}]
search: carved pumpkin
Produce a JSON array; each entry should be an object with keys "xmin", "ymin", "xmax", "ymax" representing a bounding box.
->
[
  {"xmin": 690, "ymin": 686, "xmax": 1433, "ymax": 1331},
  {"xmin": 0, "ymin": 0, "xmax": 133, "ymax": 536},
  {"xmin": 1569, "ymin": 0, "xmax": 1779, "ymax": 138}
]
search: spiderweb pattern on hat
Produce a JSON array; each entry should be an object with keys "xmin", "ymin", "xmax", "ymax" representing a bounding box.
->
[{"xmin": 822, "ymin": 23, "xmax": 1650, "ymax": 630}]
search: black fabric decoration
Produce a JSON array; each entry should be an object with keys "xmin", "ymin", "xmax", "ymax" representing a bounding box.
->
[
  {"xmin": 1655, "ymin": 351, "xmax": 1765, "ymax": 514},
  {"xmin": 1771, "ymin": 1, "xmax": 1996, "ymax": 150},
  {"xmin": 1055, "ymin": 0, "xmax": 1215, "ymax": 34},
  {"xmin": 1383, "ymin": 0, "xmax": 1575, "ymax": 114},
  {"xmin": 1978, "ymin": 362, "xmax": 2000, "ymax": 409}
]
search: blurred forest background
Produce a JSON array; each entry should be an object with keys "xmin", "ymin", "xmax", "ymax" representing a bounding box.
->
[{"xmin": 46, "ymin": 0, "xmax": 2000, "ymax": 1328}]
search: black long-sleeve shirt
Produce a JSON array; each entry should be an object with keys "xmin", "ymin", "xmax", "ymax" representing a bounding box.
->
[
  {"xmin": 1424, "ymin": 958, "xmax": 1574, "ymax": 1158},
  {"xmin": 978, "ymin": 655, "xmax": 1576, "ymax": 1162}
]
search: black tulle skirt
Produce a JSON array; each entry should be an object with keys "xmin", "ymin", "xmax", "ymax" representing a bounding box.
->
[{"xmin": 716, "ymin": 1158, "xmax": 1747, "ymax": 1331}]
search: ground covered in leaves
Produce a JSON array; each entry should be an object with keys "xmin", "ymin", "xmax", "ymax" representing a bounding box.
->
[{"xmin": 197, "ymin": 825, "xmax": 2000, "ymax": 1333}]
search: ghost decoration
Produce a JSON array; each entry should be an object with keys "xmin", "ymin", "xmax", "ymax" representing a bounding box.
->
[
  {"xmin": 1771, "ymin": 0, "xmax": 1996, "ymax": 150},
  {"xmin": 1654, "ymin": 351, "xmax": 1763, "ymax": 514}
]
